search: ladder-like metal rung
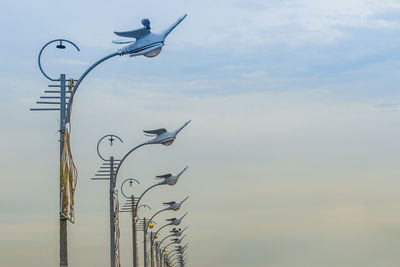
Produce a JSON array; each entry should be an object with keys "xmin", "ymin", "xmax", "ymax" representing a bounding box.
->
[
  {"xmin": 94, "ymin": 172, "xmax": 115, "ymax": 176},
  {"xmin": 100, "ymin": 166, "xmax": 117, "ymax": 169},
  {"xmin": 119, "ymin": 210, "xmax": 131, "ymax": 213},
  {"xmin": 124, "ymin": 199, "xmax": 137, "ymax": 202},
  {"xmin": 36, "ymin": 101, "xmax": 61, "ymax": 104},
  {"xmin": 91, "ymin": 178, "xmax": 110, "ymax": 180},
  {"xmin": 40, "ymin": 96, "xmax": 70, "ymax": 99},
  {"xmin": 30, "ymin": 108, "xmax": 60, "ymax": 111},
  {"xmin": 44, "ymin": 90, "xmax": 72, "ymax": 93},
  {"xmin": 48, "ymin": 85, "xmax": 61, "ymax": 87},
  {"xmin": 97, "ymin": 170, "xmax": 111, "ymax": 173}
]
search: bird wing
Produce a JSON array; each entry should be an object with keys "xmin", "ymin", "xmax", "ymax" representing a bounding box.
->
[
  {"xmin": 163, "ymin": 201, "xmax": 176, "ymax": 206},
  {"xmin": 143, "ymin": 128, "xmax": 167, "ymax": 135},
  {"xmin": 112, "ymin": 39, "xmax": 134, "ymax": 44},
  {"xmin": 156, "ymin": 173, "xmax": 172, "ymax": 179},
  {"xmin": 180, "ymin": 196, "xmax": 189, "ymax": 204},
  {"xmin": 114, "ymin": 27, "xmax": 150, "ymax": 39}
]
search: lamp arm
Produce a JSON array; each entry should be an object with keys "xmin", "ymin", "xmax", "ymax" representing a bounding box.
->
[
  {"xmin": 155, "ymin": 222, "xmax": 171, "ymax": 237},
  {"xmin": 114, "ymin": 142, "xmax": 148, "ymax": 181},
  {"xmin": 168, "ymin": 250, "xmax": 181, "ymax": 259},
  {"xmin": 136, "ymin": 183, "xmax": 161, "ymax": 209},
  {"xmin": 164, "ymin": 240, "xmax": 177, "ymax": 250},
  {"xmin": 66, "ymin": 51, "xmax": 120, "ymax": 122},
  {"xmin": 147, "ymin": 208, "xmax": 167, "ymax": 234},
  {"xmin": 158, "ymin": 233, "xmax": 174, "ymax": 249}
]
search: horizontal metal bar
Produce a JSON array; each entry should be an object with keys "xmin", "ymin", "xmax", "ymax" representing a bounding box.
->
[
  {"xmin": 97, "ymin": 170, "xmax": 111, "ymax": 173},
  {"xmin": 119, "ymin": 210, "xmax": 132, "ymax": 213},
  {"xmin": 44, "ymin": 90, "xmax": 71, "ymax": 93},
  {"xmin": 36, "ymin": 101, "xmax": 60, "ymax": 104},
  {"xmin": 48, "ymin": 85, "xmax": 61, "ymax": 87},
  {"xmin": 30, "ymin": 108, "xmax": 60, "ymax": 111},
  {"xmin": 100, "ymin": 166, "xmax": 117, "ymax": 169},
  {"xmin": 95, "ymin": 174, "xmax": 111, "ymax": 176},
  {"xmin": 91, "ymin": 178, "xmax": 110, "ymax": 180},
  {"xmin": 40, "ymin": 96, "xmax": 70, "ymax": 99}
]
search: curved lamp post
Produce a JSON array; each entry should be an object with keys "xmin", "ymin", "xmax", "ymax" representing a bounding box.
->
[
  {"xmin": 168, "ymin": 241, "xmax": 188, "ymax": 260},
  {"xmin": 162, "ymin": 235, "xmax": 187, "ymax": 266},
  {"xmin": 121, "ymin": 165, "xmax": 188, "ymax": 267},
  {"xmin": 94, "ymin": 134, "xmax": 125, "ymax": 267},
  {"xmin": 119, "ymin": 122, "xmax": 190, "ymax": 267},
  {"xmin": 129, "ymin": 167, "xmax": 187, "ymax": 267},
  {"xmin": 154, "ymin": 224, "xmax": 187, "ymax": 267},
  {"xmin": 164, "ymin": 244, "xmax": 186, "ymax": 267},
  {"xmin": 153, "ymin": 214, "xmax": 188, "ymax": 267},
  {"xmin": 144, "ymin": 197, "xmax": 188, "ymax": 267},
  {"xmin": 31, "ymin": 15, "xmax": 188, "ymax": 267},
  {"xmin": 120, "ymin": 178, "xmax": 151, "ymax": 267},
  {"xmin": 92, "ymin": 122, "xmax": 190, "ymax": 267}
]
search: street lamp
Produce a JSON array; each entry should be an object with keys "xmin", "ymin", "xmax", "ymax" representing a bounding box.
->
[
  {"xmin": 155, "ymin": 226, "xmax": 187, "ymax": 267},
  {"xmin": 165, "ymin": 246, "xmax": 188, "ymax": 267},
  {"xmin": 155, "ymin": 213, "xmax": 188, "ymax": 238},
  {"xmin": 92, "ymin": 122, "xmax": 190, "ymax": 267},
  {"xmin": 154, "ymin": 214, "xmax": 187, "ymax": 267},
  {"xmin": 168, "ymin": 241, "xmax": 188, "ymax": 259},
  {"xmin": 120, "ymin": 167, "xmax": 188, "ymax": 267},
  {"xmin": 157, "ymin": 227, "xmax": 188, "ymax": 249},
  {"xmin": 144, "ymin": 197, "xmax": 188, "ymax": 267},
  {"xmin": 31, "ymin": 15, "xmax": 187, "ymax": 267}
]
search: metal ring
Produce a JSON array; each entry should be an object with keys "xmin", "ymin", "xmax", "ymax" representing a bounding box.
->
[
  {"xmin": 96, "ymin": 134, "xmax": 123, "ymax": 161},
  {"xmin": 137, "ymin": 204, "xmax": 151, "ymax": 220},
  {"xmin": 38, "ymin": 39, "xmax": 80, "ymax": 81},
  {"xmin": 120, "ymin": 178, "xmax": 140, "ymax": 198}
]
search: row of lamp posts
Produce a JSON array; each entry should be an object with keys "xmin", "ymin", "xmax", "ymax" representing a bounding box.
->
[
  {"xmin": 93, "ymin": 121, "xmax": 190, "ymax": 267},
  {"xmin": 31, "ymin": 15, "xmax": 189, "ymax": 267}
]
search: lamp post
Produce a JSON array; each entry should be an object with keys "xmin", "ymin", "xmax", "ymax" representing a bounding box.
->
[
  {"xmin": 154, "ymin": 214, "xmax": 188, "ymax": 267},
  {"xmin": 92, "ymin": 122, "xmax": 190, "ymax": 267},
  {"xmin": 155, "ymin": 227, "xmax": 187, "ymax": 267},
  {"xmin": 144, "ymin": 197, "xmax": 188, "ymax": 267},
  {"xmin": 120, "ymin": 179, "xmax": 150, "ymax": 267},
  {"xmin": 163, "ymin": 243, "xmax": 188, "ymax": 267},
  {"xmin": 169, "ymin": 238, "xmax": 188, "ymax": 257},
  {"xmin": 30, "ymin": 15, "xmax": 187, "ymax": 267},
  {"xmin": 92, "ymin": 134, "xmax": 126, "ymax": 267},
  {"xmin": 121, "ymin": 167, "xmax": 187, "ymax": 267}
]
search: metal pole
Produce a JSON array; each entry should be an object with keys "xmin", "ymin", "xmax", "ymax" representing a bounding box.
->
[
  {"xmin": 151, "ymin": 232, "xmax": 154, "ymax": 267},
  {"xmin": 132, "ymin": 195, "xmax": 138, "ymax": 267},
  {"xmin": 59, "ymin": 74, "xmax": 68, "ymax": 267},
  {"xmin": 110, "ymin": 156, "xmax": 115, "ymax": 267},
  {"xmin": 155, "ymin": 242, "xmax": 159, "ymax": 267},
  {"xmin": 144, "ymin": 218, "xmax": 147, "ymax": 267}
]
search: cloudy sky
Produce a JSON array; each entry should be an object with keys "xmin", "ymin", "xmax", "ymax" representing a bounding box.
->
[{"xmin": 1, "ymin": 0, "xmax": 400, "ymax": 266}]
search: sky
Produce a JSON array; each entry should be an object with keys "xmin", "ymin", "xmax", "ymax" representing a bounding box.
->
[{"xmin": 1, "ymin": 0, "xmax": 400, "ymax": 266}]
